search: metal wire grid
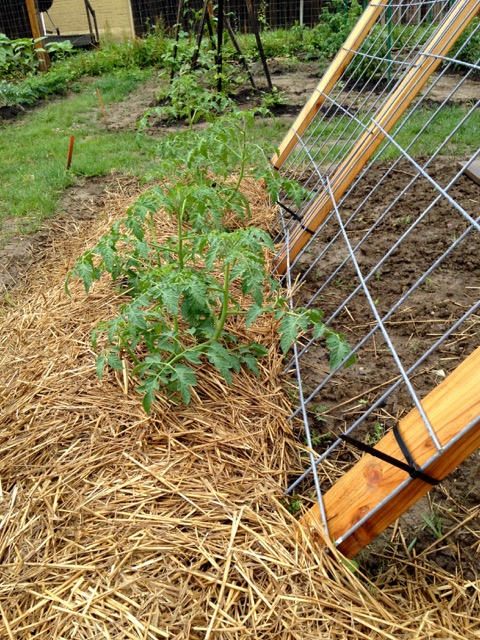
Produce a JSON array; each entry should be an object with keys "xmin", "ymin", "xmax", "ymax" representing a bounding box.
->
[
  {"xmin": 274, "ymin": 0, "xmax": 465, "ymax": 231},
  {"xmin": 128, "ymin": 0, "xmax": 454, "ymax": 35},
  {"xmin": 0, "ymin": 0, "xmax": 35, "ymax": 40},
  {"xmin": 274, "ymin": 1, "xmax": 479, "ymax": 542},
  {"xmin": 129, "ymin": 0, "xmax": 304, "ymax": 33},
  {"xmin": 129, "ymin": 1, "xmax": 337, "ymax": 33}
]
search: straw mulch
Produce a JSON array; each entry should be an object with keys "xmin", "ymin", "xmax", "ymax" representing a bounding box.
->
[{"xmin": 0, "ymin": 177, "xmax": 479, "ymax": 639}]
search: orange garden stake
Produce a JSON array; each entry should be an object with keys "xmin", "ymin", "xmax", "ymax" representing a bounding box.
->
[
  {"xmin": 96, "ymin": 88, "xmax": 108, "ymax": 129},
  {"xmin": 66, "ymin": 135, "xmax": 75, "ymax": 171}
]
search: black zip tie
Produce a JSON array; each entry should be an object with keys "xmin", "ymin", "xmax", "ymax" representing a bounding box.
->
[
  {"xmin": 392, "ymin": 424, "xmax": 439, "ymax": 485},
  {"xmin": 339, "ymin": 430, "xmax": 439, "ymax": 485},
  {"xmin": 276, "ymin": 200, "xmax": 315, "ymax": 235}
]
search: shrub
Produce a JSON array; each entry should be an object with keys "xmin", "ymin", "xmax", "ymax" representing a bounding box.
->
[
  {"xmin": 304, "ymin": 0, "xmax": 363, "ymax": 60},
  {"xmin": 0, "ymin": 29, "xmax": 168, "ymax": 113}
]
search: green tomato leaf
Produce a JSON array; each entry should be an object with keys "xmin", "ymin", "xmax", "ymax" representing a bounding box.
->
[
  {"xmin": 279, "ymin": 314, "xmax": 299, "ymax": 354},
  {"xmin": 71, "ymin": 255, "xmax": 97, "ymax": 293},
  {"xmin": 245, "ymin": 342, "xmax": 268, "ymax": 358},
  {"xmin": 325, "ymin": 332, "xmax": 356, "ymax": 369},
  {"xmin": 162, "ymin": 286, "xmax": 181, "ymax": 315},
  {"xmin": 313, "ymin": 321, "xmax": 326, "ymax": 340},
  {"xmin": 183, "ymin": 349, "xmax": 202, "ymax": 364},
  {"xmin": 239, "ymin": 352, "xmax": 260, "ymax": 376},
  {"xmin": 142, "ymin": 387, "xmax": 156, "ymax": 414},
  {"xmin": 95, "ymin": 355, "xmax": 106, "ymax": 379},
  {"xmin": 106, "ymin": 352, "xmax": 124, "ymax": 371},
  {"xmin": 171, "ymin": 364, "xmax": 197, "ymax": 404},
  {"xmin": 245, "ymin": 303, "xmax": 264, "ymax": 328},
  {"xmin": 206, "ymin": 343, "xmax": 239, "ymax": 385}
]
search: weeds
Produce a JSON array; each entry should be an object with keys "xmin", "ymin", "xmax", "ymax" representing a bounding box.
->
[
  {"xmin": 407, "ymin": 505, "xmax": 444, "ymax": 552},
  {"xmin": 308, "ymin": 430, "xmax": 334, "ymax": 448},
  {"xmin": 312, "ymin": 404, "xmax": 329, "ymax": 423},
  {"xmin": 366, "ymin": 421, "xmax": 385, "ymax": 445},
  {"xmin": 421, "ymin": 508, "xmax": 443, "ymax": 539},
  {"xmin": 281, "ymin": 495, "xmax": 304, "ymax": 515}
]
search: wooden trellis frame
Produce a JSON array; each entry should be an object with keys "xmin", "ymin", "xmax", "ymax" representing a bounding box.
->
[
  {"xmin": 272, "ymin": 0, "xmax": 480, "ymax": 559},
  {"xmin": 273, "ymin": 0, "xmax": 479, "ymax": 275},
  {"xmin": 271, "ymin": 0, "xmax": 385, "ymax": 170},
  {"xmin": 26, "ymin": 0, "xmax": 50, "ymax": 71},
  {"xmin": 302, "ymin": 347, "xmax": 480, "ymax": 558}
]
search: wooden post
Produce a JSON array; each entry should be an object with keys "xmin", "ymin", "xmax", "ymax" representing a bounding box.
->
[
  {"xmin": 271, "ymin": 0, "xmax": 385, "ymax": 170},
  {"xmin": 245, "ymin": 0, "xmax": 273, "ymax": 91},
  {"xmin": 66, "ymin": 135, "xmax": 75, "ymax": 171},
  {"xmin": 274, "ymin": 0, "xmax": 479, "ymax": 275},
  {"xmin": 302, "ymin": 347, "xmax": 480, "ymax": 558},
  {"xmin": 216, "ymin": 0, "xmax": 225, "ymax": 93},
  {"xmin": 170, "ymin": 0, "xmax": 184, "ymax": 80},
  {"xmin": 25, "ymin": 0, "xmax": 50, "ymax": 72},
  {"xmin": 225, "ymin": 16, "xmax": 256, "ymax": 89}
]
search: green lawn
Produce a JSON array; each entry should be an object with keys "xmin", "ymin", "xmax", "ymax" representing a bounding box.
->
[
  {"xmin": 1, "ymin": 64, "xmax": 478, "ymax": 245},
  {"xmin": 0, "ymin": 69, "xmax": 158, "ymax": 239},
  {"xmin": 0, "ymin": 68, "xmax": 293, "ymax": 243}
]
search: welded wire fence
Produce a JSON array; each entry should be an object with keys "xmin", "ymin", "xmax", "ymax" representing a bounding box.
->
[
  {"xmin": 0, "ymin": 1, "xmax": 95, "ymax": 45},
  {"xmin": 129, "ymin": 0, "xmax": 456, "ymax": 35},
  {"xmin": 0, "ymin": 0, "xmax": 36, "ymax": 39},
  {"xmin": 130, "ymin": 1, "xmax": 327, "ymax": 33},
  {"xmin": 0, "ymin": 1, "xmax": 458, "ymax": 44},
  {"xmin": 272, "ymin": 0, "xmax": 479, "ymax": 545}
]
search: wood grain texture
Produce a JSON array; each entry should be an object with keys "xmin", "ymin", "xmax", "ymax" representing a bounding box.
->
[
  {"xmin": 302, "ymin": 347, "xmax": 480, "ymax": 558},
  {"xmin": 25, "ymin": 0, "xmax": 50, "ymax": 71},
  {"xmin": 274, "ymin": 0, "xmax": 479, "ymax": 274},
  {"xmin": 459, "ymin": 159, "xmax": 480, "ymax": 187},
  {"xmin": 271, "ymin": 1, "xmax": 385, "ymax": 169}
]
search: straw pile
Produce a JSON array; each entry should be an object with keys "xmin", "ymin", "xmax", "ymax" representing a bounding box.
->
[{"xmin": 0, "ymin": 177, "xmax": 478, "ymax": 639}]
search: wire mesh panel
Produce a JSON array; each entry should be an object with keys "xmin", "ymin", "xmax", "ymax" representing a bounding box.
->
[
  {"xmin": 272, "ymin": 0, "xmax": 479, "ymax": 551},
  {"xmin": 0, "ymin": 0, "xmax": 37, "ymax": 39},
  {"xmin": 129, "ymin": 0, "xmax": 363, "ymax": 35}
]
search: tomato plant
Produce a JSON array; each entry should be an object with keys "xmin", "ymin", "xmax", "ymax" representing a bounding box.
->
[{"xmin": 68, "ymin": 111, "xmax": 354, "ymax": 410}]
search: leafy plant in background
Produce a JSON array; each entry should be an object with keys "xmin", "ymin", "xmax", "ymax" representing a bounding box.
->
[
  {"xmin": 139, "ymin": 23, "xmax": 250, "ymax": 130},
  {"xmin": 0, "ymin": 79, "xmax": 24, "ymax": 108},
  {"xmin": 0, "ymin": 34, "xmax": 73, "ymax": 79},
  {"xmin": 0, "ymin": 34, "xmax": 47, "ymax": 78},
  {"xmin": 68, "ymin": 111, "xmax": 354, "ymax": 410},
  {"xmin": 139, "ymin": 67, "xmax": 235, "ymax": 129},
  {"xmin": 260, "ymin": 87, "xmax": 287, "ymax": 110},
  {"xmin": 0, "ymin": 29, "xmax": 168, "ymax": 112},
  {"xmin": 45, "ymin": 39, "xmax": 74, "ymax": 60},
  {"xmin": 450, "ymin": 17, "xmax": 479, "ymax": 70},
  {"xmin": 304, "ymin": 0, "xmax": 362, "ymax": 60},
  {"xmin": 344, "ymin": 33, "xmax": 390, "ymax": 83}
]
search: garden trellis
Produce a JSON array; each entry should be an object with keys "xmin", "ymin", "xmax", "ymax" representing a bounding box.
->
[{"xmin": 272, "ymin": 0, "xmax": 480, "ymax": 556}]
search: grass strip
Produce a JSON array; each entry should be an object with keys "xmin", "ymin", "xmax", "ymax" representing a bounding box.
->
[{"xmin": 0, "ymin": 70, "xmax": 158, "ymax": 240}]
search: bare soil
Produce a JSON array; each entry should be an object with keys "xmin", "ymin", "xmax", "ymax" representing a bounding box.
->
[
  {"xmin": 0, "ymin": 177, "xmax": 131, "ymax": 291},
  {"xmin": 290, "ymin": 155, "xmax": 479, "ymax": 576}
]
